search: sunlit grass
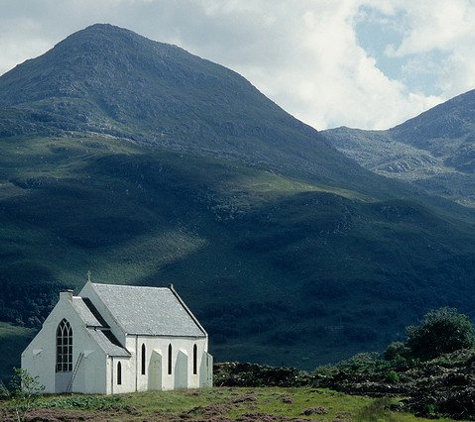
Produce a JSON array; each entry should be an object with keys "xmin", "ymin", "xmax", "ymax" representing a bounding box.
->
[{"xmin": 27, "ymin": 387, "xmax": 462, "ymax": 421}]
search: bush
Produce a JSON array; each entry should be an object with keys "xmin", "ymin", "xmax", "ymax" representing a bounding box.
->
[
  {"xmin": 385, "ymin": 370, "xmax": 399, "ymax": 383},
  {"xmin": 6, "ymin": 368, "xmax": 45, "ymax": 421},
  {"xmin": 384, "ymin": 341, "xmax": 411, "ymax": 361},
  {"xmin": 406, "ymin": 307, "xmax": 475, "ymax": 360}
]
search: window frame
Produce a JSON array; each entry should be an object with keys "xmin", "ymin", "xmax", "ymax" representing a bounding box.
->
[
  {"xmin": 141, "ymin": 343, "xmax": 146, "ymax": 375},
  {"xmin": 193, "ymin": 344, "xmax": 198, "ymax": 375},
  {"xmin": 56, "ymin": 319, "xmax": 73, "ymax": 372},
  {"xmin": 117, "ymin": 361, "xmax": 122, "ymax": 385},
  {"xmin": 168, "ymin": 344, "xmax": 173, "ymax": 375}
]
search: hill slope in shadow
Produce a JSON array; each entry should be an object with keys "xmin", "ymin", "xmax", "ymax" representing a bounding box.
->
[{"xmin": 1, "ymin": 24, "xmax": 475, "ymax": 373}]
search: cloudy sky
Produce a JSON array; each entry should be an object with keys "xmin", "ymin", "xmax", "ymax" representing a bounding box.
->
[{"xmin": 1, "ymin": 0, "xmax": 475, "ymax": 131}]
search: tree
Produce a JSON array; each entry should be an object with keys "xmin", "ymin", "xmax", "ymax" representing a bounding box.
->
[{"xmin": 406, "ymin": 307, "xmax": 475, "ymax": 360}]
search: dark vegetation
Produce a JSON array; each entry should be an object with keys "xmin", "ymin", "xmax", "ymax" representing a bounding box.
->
[
  {"xmin": 216, "ymin": 308, "xmax": 475, "ymax": 420},
  {"xmin": 1, "ymin": 24, "xmax": 475, "ymax": 380}
]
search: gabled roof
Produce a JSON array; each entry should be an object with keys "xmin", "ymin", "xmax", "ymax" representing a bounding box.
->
[
  {"xmin": 82, "ymin": 282, "xmax": 207, "ymax": 338},
  {"xmin": 87, "ymin": 329, "xmax": 131, "ymax": 358},
  {"xmin": 71, "ymin": 296, "xmax": 130, "ymax": 357},
  {"xmin": 72, "ymin": 297, "xmax": 104, "ymax": 328}
]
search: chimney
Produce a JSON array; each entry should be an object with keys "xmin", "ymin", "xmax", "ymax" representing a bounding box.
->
[{"xmin": 60, "ymin": 289, "xmax": 74, "ymax": 301}]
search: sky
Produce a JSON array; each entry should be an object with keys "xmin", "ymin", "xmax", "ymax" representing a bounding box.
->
[{"xmin": 1, "ymin": 0, "xmax": 475, "ymax": 131}]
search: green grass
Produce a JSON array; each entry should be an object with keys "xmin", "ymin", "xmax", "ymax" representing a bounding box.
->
[{"xmin": 1, "ymin": 387, "xmax": 460, "ymax": 421}]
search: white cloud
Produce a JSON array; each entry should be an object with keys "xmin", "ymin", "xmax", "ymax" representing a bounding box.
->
[
  {"xmin": 387, "ymin": 0, "xmax": 475, "ymax": 56},
  {"xmin": 0, "ymin": 0, "xmax": 474, "ymax": 130}
]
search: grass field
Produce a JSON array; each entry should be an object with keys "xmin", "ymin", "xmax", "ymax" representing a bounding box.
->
[{"xmin": 0, "ymin": 387, "xmax": 462, "ymax": 421}]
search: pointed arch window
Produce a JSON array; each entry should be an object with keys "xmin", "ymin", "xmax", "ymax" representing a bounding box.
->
[
  {"xmin": 56, "ymin": 319, "xmax": 73, "ymax": 372},
  {"xmin": 117, "ymin": 362, "xmax": 122, "ymax": 385},
  {"xmin": 193, "ymin": 344, "xmax": 198, "ymax": 375},
  {"xmin": 168, "ymin": 344, "xmax": 173, "ymax": 375},
  {"xmin": 141, "ymin": 343, "xmax": 146, "ymax": 375}
]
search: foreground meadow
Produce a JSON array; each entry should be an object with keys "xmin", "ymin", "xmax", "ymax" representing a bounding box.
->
[{"xmin": 0, "ymin": 387, "xmax": 461, "ymax": 421}]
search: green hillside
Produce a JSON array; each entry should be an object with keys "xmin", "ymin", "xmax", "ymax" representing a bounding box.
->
[
  {"xmin": 2, "ymin": 133, "xmax": 475, "ymax": 372},
  {"xmin": 1, "ymin": 25, "xmax": 475, "ymax": 378}
]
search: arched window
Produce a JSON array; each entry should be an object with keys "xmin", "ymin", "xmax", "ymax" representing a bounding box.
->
[
  {"xmin": 193, "ymin": 344, "xmax": 198, "ymax": 375},
  {"xmin": 141, "ymin": 343, "xmax": 146, "ymax": 375},
  {"xmin": 56, "ymin": 319, "xmax": 73, "ymax": 372},
  {"xmin": 117, "ymin": 362, "xmax": 122, "ymax": 385},
  {"xmin": 168, "ymin": 344, "xmax": 173, "ymax": 375}
]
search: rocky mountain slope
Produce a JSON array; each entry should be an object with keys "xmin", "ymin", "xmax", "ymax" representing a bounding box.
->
[
  {"xmin": 323, "ymin": 90, "xmax": 475, "ymax": 207},
  {"xmin": 1, "ymin": 24, "xmax": 475, "ymax": 374}
]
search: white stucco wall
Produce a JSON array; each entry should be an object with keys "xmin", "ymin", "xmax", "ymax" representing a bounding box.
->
[
  {"xmin": 120, "ymin": 335, "xmax": 211, "ymax": 392},
  {"xmin": 75, "ymin": 349, "xmax": 108, "ymax": 394},
  {"xmin": 21, "ymin": 291, "xmax": 110, "ymax": 394}
]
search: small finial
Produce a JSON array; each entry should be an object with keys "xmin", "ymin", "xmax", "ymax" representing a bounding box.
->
[{"xmin": 87, "ymin": 270, "xmax": 92, "ymax": 282}]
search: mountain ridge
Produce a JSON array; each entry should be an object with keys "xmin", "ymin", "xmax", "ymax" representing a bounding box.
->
[{"xmin": 323, "ymin": 88, "xmax": 475, "ymax": 206}]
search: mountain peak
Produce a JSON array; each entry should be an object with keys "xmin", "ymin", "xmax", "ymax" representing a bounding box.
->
[
  {"xmin": 0, "ymin": 23, "xmax": 187, "ymax": 104},
  {"xmin": 0, "ymin": 24, "xmax": 369, "ymax": 186},
  {"xmin": 56, "ymin": 22, "xmax": 182, "ymax": 61}
]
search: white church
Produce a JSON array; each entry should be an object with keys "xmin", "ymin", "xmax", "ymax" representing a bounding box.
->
[{"xmin": 21, "ymin": 282, "xmax": 213, "ymax": 394}]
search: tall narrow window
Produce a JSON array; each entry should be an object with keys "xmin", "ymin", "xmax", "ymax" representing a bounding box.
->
[
  {"xmin": 193, "ymin": 344, "xmax": 198, "ymax": 375},
  {"xmin": 141, "ymin": 343, "xmax": 146, "ymax": 375},
  {"xmin": 56, "ymin": 319, "xmax": 73, "ymax": 372},
  {"xmin": 117, "ymin": 362, "xmax": 122, "ymax": 385},
  {"xmin": 168, "ymin": 344, "xmax": 173, "ymax": 375}
]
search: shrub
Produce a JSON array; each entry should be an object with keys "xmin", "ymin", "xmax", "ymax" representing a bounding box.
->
[
  {"xmin": 7, "ymin": 368, "xmax": 45, "ymax": 421},
  {"xmin": 406, "ymin": 307, "xmax": 475, "ymax": 360},
  {"xmin": 384, "ymin": 341, "xmax": 411, "ymax": 361},
  {"xmin": 385, "ymin": 370, "xmax": 399, "ymax": 383}
]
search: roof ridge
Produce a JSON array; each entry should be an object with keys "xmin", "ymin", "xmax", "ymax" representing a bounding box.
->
[{"xmin": 91, "ymin": 282, "xmax": 169, "ymax": 289}]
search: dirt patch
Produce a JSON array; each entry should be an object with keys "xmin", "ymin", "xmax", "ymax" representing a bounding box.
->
[
  {"xmin": 301, "ymin": 407, "xmax": 328, "ymax": 415},
  {"xmin": 23, "ymin": 408, "xmax": 101, "ymax": 421},
  {"xmin": 233, "ymin": 394, "xmax": 258, "ymax": 404}
]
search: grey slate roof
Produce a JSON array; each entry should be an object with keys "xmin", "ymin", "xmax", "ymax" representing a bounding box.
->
[
  {"xmin": 72, "ymin": 297, "xmax": 103, "ymax": 327},
  {"xmin": 72, "ymin": 297, "xmax": 130, "ymax": 357},
  {"xmin": 87, "ymin": 329, "xmax": 131, "ymax": 357},
  {"xmin": 88, "ymin": 283, "xmax": 206, "ymax": 338}
]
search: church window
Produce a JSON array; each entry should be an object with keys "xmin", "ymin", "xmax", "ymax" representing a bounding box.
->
[
  {"xmin": 168, "ymin": 344, "xmax": 173, "ymax": 375},
  {"xmin": 141, "ymin": 343, "xmax": 146, "ymax": 375},
  {"xmin": 193, "ymin": 344, "xmax": 198, "ymax": 375},
  {"xmin": 56, "ymin": 319, "xmax": 73, "ymax": 372},
  {"xmin": 117, "ymin": 362, "xmax": 122, "ymax": 385}
]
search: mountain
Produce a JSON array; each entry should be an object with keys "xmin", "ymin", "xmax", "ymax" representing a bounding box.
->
[
  {"xmin": 0, "ymin": 24, "xmax": 375, "ymax": 191},
  {"xmin": 1, "ymin": 24, "xmax": 475, "ymax": 377},
  {"xmin": 323, "ymin": 90, "xmax": 475, "ymax": 207}
]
